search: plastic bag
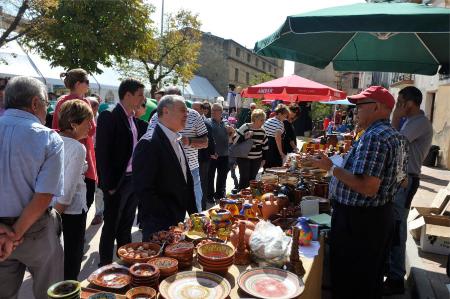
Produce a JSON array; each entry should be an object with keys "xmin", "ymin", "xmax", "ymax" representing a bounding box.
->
[{"xmin": 249, "ymin": 220, "xmax": 292, "ymax": 267}]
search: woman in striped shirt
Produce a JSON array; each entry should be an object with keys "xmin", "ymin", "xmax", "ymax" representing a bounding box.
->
[
  {"xmin": 233, "ymin": 109, "xmax": 268, "ymax": 189},
  {"xmin": 263, "ymin": 104, "xmax": 290, "ymax": 168}
]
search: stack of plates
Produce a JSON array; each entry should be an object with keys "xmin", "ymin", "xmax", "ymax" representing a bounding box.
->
[
  {"xmin": 47, "ymin": 280, "xmax": 81, "ymax": 299},
  {"xmin": 129, "ymin": 263, "xmax": 160, "ymax": 289}
]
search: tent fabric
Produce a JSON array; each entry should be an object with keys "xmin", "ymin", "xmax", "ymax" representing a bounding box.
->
[
  {"xmin": 242, "ymin": 74, "xmax": 346, "ymax": 102},
  {"xmin": 254, "ymin": 3, "xmax": 450, "ymax": 76},
  {"xmin": 319, "ymin": 99, "xmax": 355, "ymax": 106},
  {"xmin": 182, "ymin": 75, "xmax": 221, "ymax": 101}
]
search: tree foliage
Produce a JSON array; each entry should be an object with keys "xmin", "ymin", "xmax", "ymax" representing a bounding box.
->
[
  {"xmin": 311, "ymin": 102, "xmax": 332, "ymax": 121},
  {"xmin": 116, "ymin": 9, "xmax": 202, "ymax": 97},
  {"xmin": 0, "ymin": 0, "xmax": 58, "ymax": 48},
  {"xmin": 249, "ymin": 72, "xmax": 275, "ymax": 86},
  {"xmin": 22, "ymin": 0, "xmax": 152, "ymax": 73}
]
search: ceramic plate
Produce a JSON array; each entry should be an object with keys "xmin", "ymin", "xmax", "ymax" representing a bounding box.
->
[
  {"xmin": 238, "ymin": 267, "xmax": 304, "ymax": 299},
  {"xmin": 87, "ymin": 264, "xmax": 130, "ymax": 289},
  {"xmin": 159, "ymin": 271, "xmax": 231, "ymax": 299}
]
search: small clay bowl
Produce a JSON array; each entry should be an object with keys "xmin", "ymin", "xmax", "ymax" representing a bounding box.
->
[
  {"xmin": 129, "ymin": 263, "xmax": 159, "ymax": 279},
  {"xmin": 125, "ymin": 286, "xmax": 157, "ymax": 299},
  {"xmin": 197, "ymin": 243, "xmax": 235, "ymax": 262},
  {"xmin": 147, "ymin": 257, "xmax": 178, "ymax": 276}
]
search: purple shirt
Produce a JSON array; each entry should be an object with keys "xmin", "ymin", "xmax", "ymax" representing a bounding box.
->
[{"xmin": 118, "ymin": 103, "xmax": 138, "ymax": 173}]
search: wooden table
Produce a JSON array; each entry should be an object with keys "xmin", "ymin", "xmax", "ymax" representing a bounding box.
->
[{"xmin": 80, "ymin": 237, "xmax": 324, "ymax": 299}]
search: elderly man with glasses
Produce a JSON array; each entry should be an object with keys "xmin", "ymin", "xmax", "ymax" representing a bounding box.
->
[
  {"xmin": 0, "ymin": 76, "xmax": 65, "ymax": 298},
  {"xmin": 307, "ymin": 86, "xmax": 408, "ymax": 299}
]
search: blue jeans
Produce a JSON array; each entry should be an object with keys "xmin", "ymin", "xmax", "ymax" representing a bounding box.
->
[
  {"xmin": 191, "ymin": 167, "xmax": 203, "ymax": 213},
  {"xmin": 388, "ymin": 175, "xmax": 420, "ymax": 280}
]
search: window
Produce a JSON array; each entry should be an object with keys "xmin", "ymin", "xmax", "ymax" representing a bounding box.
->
[
  {"xmin": 352, "ymin": 77, "xmax": 360, "ymax": 89},
  {"xmin": 234, "ymin": 68, "xmax": 239, "ymax": 82},
  {"xmin": 235, "ymin": 47, "xmax": 240, "ymax": 57},
  {"xmin": 269, "ymin": 65, "xmax": 272, "ymax": 72},
  {"xmin": 246, "ymin": 72, "xmax": 250, "ymax": 84},
  {"xmin": 262, "ymin": 61, "xmax": 266, "ymax": 70},
  {"xmin": 247, "ymin": 53, "xmax": 251, "ymax": 63},
  {"xmin": 255, "ymin": 58, "xmax": 259, "ymax": 68}
]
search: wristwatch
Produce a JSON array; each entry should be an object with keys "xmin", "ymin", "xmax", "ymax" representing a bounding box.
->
[{"xmin": 328, "ymin": 165, "xmax": 337, "ymax": 177}]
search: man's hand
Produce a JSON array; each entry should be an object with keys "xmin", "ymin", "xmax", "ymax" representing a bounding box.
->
[
  {"xmin": 306, "ymin": 152, "xmax": 333, "ymax": 171},
  {"xmin": 244, "ymin": 131, "xmax": 253, "ymax": 139},
  {"xmin": 181, "ymin": 136, "xmax": 190, "ymax": 146},
  {"xmin": 108, "ymin": 189, "xmax": 116, "ymax": 195},
  {"xmin": 0, "ymin": 224, "xmax": 18, "ymax": 262},
  {"xmin": 210, "ymin": 153, "xmax": 218, "ymax": 160}
]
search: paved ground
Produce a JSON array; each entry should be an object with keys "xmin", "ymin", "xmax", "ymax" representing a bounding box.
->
[{"xmin": 18, "ymin": 166, "xmax": 450, "ymax": 298}]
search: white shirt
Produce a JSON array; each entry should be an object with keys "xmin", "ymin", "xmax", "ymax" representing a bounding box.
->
[
  {"xmin": 158, "ymin": 123, "xmax": 187, "ymax": 181},
  {"xmin": 54, "ymin": 136, "xmax": 88, "ymax": 214},
  {"xmin": 145, "ymin": 108, "xmax": 207, "ymax": 170}
]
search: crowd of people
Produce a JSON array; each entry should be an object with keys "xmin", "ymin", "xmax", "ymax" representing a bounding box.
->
[{"xmin": 0, "ymin": 69, "xmax": 433, "ymax": 299}]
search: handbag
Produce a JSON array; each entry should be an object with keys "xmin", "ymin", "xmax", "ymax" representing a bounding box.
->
[{"xmin": 229, "ymin": 125, "xmax": 254, "ymax": 158}]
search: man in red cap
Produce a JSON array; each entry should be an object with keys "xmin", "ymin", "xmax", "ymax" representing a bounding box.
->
[{"xmin": 307, "ymin": 86, "xmax": 408, "ymax": 299}]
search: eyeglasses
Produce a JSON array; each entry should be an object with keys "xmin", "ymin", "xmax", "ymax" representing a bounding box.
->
[{"xmin": 41, "ymin": 98, "xmax": 50, "ymax": 108}]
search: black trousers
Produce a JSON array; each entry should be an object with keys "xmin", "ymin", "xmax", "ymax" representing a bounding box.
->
[
  {"xmin": 265, "ymin": 136, "xmax": 282, "ymax": 168},
  {"xmin": 61, "ymin": 211, "xmax": 87, "ymax": 280},
  {"xmin": 208, "ymin": 156, "xmax": 229, "ymax": 201},
  {"xmin": 99, "ymin": 176, "xmax": 138, "ymax": 266},
  {"xmin": 199, "ymin": 159, "xmax": 210, "ymax": 210},
  {"xmin": 330, "ymin": 201, "xmax": 394, "ymax": 299},
  {"xmin": 236, "ymin": 158, "xmax": 261, "ymax": 190},
  {"xmin": 85, "ymin": 177, "xmax": 96, "ymax": 211}
]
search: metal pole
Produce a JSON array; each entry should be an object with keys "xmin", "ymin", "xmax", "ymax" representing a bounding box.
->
[{"xmin": 158, "ymin": 0, "xmax": 164, "ymax": 88}]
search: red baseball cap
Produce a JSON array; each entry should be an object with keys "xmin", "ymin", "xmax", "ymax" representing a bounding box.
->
[{"xmin": 348, "ymin": 86, "xmax": 395, "ymax": 110}]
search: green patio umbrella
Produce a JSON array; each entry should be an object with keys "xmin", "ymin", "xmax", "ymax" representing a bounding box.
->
[
  {"xmin": 254, "ymin": 3, "xmax": 450, "ymax": 75},
  {"xmin": 140, "ymin": 98, "xmax": 157, "ymax": 121}
]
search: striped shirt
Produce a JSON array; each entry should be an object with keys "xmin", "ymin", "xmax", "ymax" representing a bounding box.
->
[
  {"xmin": 233, "ymin": 123, "xmax": 268, "ymax": 159},
  {"xmin": 263, "ymin": 117, "xmax": 285, "ymax": 137},
  {"xmin": 144, "ymin": 108, "xmax": 207, "ymax": 170}
]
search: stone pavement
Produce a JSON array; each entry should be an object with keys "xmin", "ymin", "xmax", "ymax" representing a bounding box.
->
[{"xmin": 18, "ymin": 166, "xmax": 450, "ymax": 298}]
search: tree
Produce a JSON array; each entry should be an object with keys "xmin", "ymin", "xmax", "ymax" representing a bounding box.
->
[
  {"xmin": 0, "ymin": 0, "xmax": 57, "ymax": 48},
  {"xmin": 249, "ymin": 72, "xmax": 275, "ymax": 86},
  {"xmin": 311, "ymin": 102, "xmax": 332, "ymax": 121},
  {"xmin": 116, "ymin": 9, "xmax": 202, "ymax": 97},
  {"xmin": 22, "ymin": 0, "xmax": 152, "ymax": 74}
]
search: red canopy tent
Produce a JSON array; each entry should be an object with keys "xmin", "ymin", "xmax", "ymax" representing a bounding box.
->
[{"xmin": 241, "ymin": 74, "xmax": 346, "ymax": 103}]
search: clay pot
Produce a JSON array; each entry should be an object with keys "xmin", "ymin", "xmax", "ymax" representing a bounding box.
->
[
  {"xmin": 224, "ymin": 200, "xmax": 240, "ymax": 216},
  {"xmin": 261, "ymin": 194, "xmax": 279, "ymax": 220},
  {"xmin": 276, "ymin": 194, "xmax": 289, "ymax": 209},
  {"xmin": 229, "ymin": 220, "xmax": 254, "ymax": 250},
  {"xmin": 209, "ymin": 209, "xmax": 232, "ymax": 222},
  {"xmin": 312, "ymin": 180, "xmax": 329, "ymax": 198}
]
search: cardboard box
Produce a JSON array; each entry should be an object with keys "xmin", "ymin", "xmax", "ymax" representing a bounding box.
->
[{"xmin": 417, "ymin": 215, "xmax": 450, "ymax": 255}]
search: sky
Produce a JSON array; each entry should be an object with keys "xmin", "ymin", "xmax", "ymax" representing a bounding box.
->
[{"xmin": 147, "ymin": 0, "xmax": 365, "ymax": 76}]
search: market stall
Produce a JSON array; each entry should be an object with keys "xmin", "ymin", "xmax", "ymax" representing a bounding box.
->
[{"xmin": 49, "ymin": 153, "xmax": 334, "ymax": 299}]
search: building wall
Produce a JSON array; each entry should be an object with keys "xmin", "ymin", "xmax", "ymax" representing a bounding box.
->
[
  {"xmin": 196, "ymin": 33, "xmax": 284, "ymax": 97},
  {"xmin": 196, "ymin": 34, "xmax": 229, "ymax": 97},
  {"xmin": 431, "ymin": 86, "xmax": 450, "ymax": 169}
]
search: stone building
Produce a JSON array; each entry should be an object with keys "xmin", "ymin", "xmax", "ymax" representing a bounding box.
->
[
  {"xmin": 294, "ymin": 63, "xmax": 360, "ymax": 97},
  {"xmin": 196, "ymin": 32, "xmax": 284, "ymax": 97}
]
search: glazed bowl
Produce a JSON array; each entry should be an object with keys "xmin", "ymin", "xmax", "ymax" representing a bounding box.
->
[
  {"xmin": 197, "ymin": 243, "xmax": 235, "ymax": 261},
  {"xmin": 164, "ymin": 241, "xmax": 194, "ymax": 255},
  {"xmin": 125, "ymin": 286, "xmax": 157, "ymax": 299},
  {"xmin": 197, "ymin": 255, "xmax": 234, "ymax": 267},
  {"xmin": 129, "ymin": 263, "xmax": 160, "ymax": 279},
  {"xmin": 47, "ymin": 280, "xmax": 80, "ymax": 299},
  {"xmin": 117, "ymin": 242, "xmax": 161, "ymax": 265},
  {"xmin": 88, "ymin": 293, "xmax": 116, "ymax": 299},
  {"xmin": 147, "ymin": 257, "xmax": 178, "ymax": 277}
]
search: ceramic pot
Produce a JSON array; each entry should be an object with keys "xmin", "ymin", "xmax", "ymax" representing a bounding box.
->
[
  {"xmin": 189, "ymin": 213, "xmax": 208, "ymax": 233},
  {"xmin": 224, "ymin": 200, "xmax": 240, "ymax": 216},
  {"xmin": 312, "ymin": 180, "xmax": 329, "ymax": 198},
  {"xmin": 261, "ymin": 194, "xmax": 279, "ymax": 220},
  {"xmin": 296, "ymin": 217, "xmax": 313, "ymax": 246},
  {"xmin": 209, "ymin": 209, "xmax": 232, "ymax": 222},
  {"xmin": 240, "ymin": 203, "xmax": 256, "ymax": 219}
]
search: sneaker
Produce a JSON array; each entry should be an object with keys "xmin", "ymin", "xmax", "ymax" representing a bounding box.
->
[
  {"xmin": 383, "ymin": 279, "xmax": 405, "ymax": 296},
  {"xmin": 91, "ymin": 215, "xmax": 103, "ymax": 225}
]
